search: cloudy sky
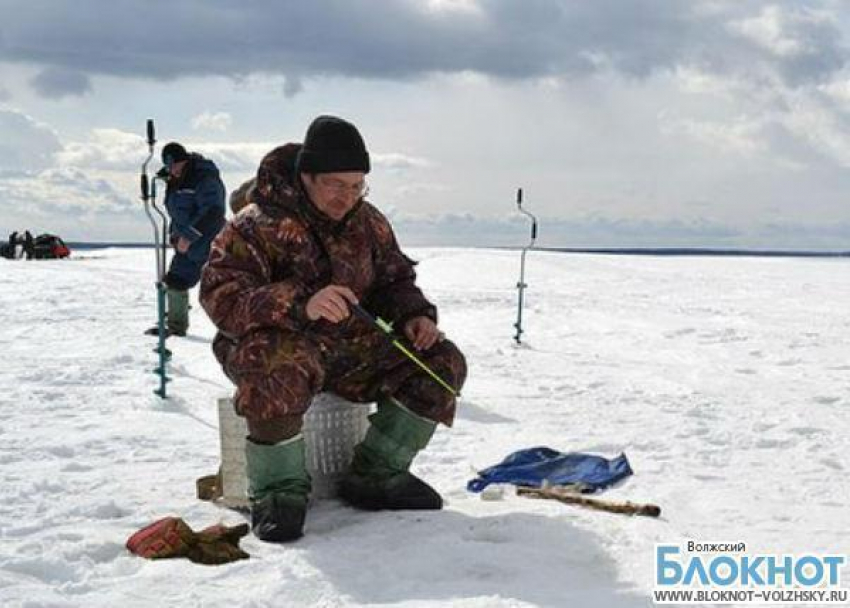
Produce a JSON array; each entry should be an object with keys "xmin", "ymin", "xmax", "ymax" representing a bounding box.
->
[{"xmin": 2, "ymin": 0, "xmax": 850, "ymax": 249}]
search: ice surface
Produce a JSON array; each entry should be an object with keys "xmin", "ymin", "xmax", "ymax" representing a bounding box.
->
[{"xmin": 0, "ymin": 247, "xmax": 847, "ymax": 607}]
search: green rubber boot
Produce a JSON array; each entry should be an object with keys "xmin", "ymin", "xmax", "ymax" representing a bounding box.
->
[
  {"xmin": 166, "ymin": 288, "xmax": 189, "ymax": 336},
  {"xmin": 339, "ymin": 397, "xmax": 442, "ymax": 511},
  {"xmin": 246, "ymin": 434, "xmax": 311, "ymax": 542}
]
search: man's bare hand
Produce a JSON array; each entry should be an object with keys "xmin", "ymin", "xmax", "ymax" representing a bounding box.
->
[
  {"xmin": 176, "ymin": 237, "xmax": 191, "ymax": 254},
  {"xmin": 404, "ymin": 316, "xmax": 440, "ymax": 351},
  {"xmin": 306, "ymin": 285, "xmax": 358, "ymax": 323}
]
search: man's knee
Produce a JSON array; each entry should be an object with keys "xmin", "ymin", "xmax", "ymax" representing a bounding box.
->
[
  {"xmin": 166, "ymin": 254, "xmax": 202, "ymax": 290},
  {"xmin": 394, "ymin": 339, "xmax": 467, "ymax": 427},
  {"xmin": 164, "ymin": 269, "xmax": 197, "ymax": 291},
  {"xmin": 228, "ymin": 331, "xmax": 324, "ymax": 421},
  {"xmin": 234, "ymin": 367, "xmax": 318, "ymax": 421},
  {"xmin": 430, "ymin": 339, "xmax": 467, "ymax": 390}
]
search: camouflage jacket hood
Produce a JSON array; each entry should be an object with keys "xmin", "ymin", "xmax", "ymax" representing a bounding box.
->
[{"xmin": 200, "ymin": 143, "xmax": 437, "ymax": 342}]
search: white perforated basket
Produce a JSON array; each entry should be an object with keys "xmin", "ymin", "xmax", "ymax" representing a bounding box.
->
[{"xmin": 217, "ymin": 394, "xmax": 371, "ymax": 507}]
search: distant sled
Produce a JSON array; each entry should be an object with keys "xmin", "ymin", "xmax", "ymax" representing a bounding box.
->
[
  {"xmin": 0, "ymin": 231, "xmax": 71, "ymax": 260},
  {"xmin": 32, "ymin": 234, "xmax": 71, "ymax": 259}
]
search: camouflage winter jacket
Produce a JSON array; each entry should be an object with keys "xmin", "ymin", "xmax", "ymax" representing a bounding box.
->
[
  {"xmin": 199, "ymin": 143, "xmax": 437, "ymax": 346},
  {"xmin": 228, "ymin": 177, "xmax": 256, "ymax": 215}
]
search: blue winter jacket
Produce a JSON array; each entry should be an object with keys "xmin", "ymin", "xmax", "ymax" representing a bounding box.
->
[{"xmin": 164, "ymin": 154, "xmax": 226, "ymax": 289}]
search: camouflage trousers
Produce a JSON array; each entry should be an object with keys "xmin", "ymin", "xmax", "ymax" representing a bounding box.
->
[{"xmin": 213, "ymin": 327, "xmax": 467, "ymax": 427}]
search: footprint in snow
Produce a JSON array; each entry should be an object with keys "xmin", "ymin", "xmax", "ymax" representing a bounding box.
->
[
  {"xmin": 61, "ymin": 462, "xmax": 93, "ymax": 472},
  {"xmin": 755, "ymin": 437, "xmax": 795, "ymax": 449},
  {"xmin": 813, "ymin": 396, "xmax": 840, "ymax": 405},
  {"xmin": 820, "ymin": 458, "xmax": 844, "ymax": 471},
  {"xmin": 664, "ymin": 328, "xmax": 696, "ymax": 338},
  {"xmin": 786, "ymin": 426, "xmax": 825, "ymax": 438},
  {"xmin": 459, "ymin": 522, "xmax": 512, "ymax": 545},
  {"xmin": 45, "ymin": 445, "xmax": 75, "ymax": 458},
  {"xmin": 2, "ymin": 556, "xmax": 82, "ymax": 584},
  {"xmin": 455, "ymin": 401, "xmax": 516, "ymax": 424},
  {"xmin": 66, "ymin": 541, "xmax": 126, "ymax": 564},
  {"xmin": 67, "ymin": 500, "xmax": 131, "ymax": 520}
]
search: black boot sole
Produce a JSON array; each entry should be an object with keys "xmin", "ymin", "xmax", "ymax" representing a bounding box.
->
[{"xmin": 338, "ymin": 473, "xmax": 443, "ymax": 511}]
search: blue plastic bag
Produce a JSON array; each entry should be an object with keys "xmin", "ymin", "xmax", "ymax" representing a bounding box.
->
[{"xmin": 467, "ymin": 447, "xmax": 633, "ymax": 493}]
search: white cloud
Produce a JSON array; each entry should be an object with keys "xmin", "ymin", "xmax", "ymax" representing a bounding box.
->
[
  {"xmin": 674, "ymin": 66, "xmax": 741, "ymax": 99},
  {"xmin": 192, "ymin": 142, "xmax": 271, "ymax": 172},
  {"xmin": 819, "ymin": 77, "xmax": 850, "ymax": 106},
  {"xmin": 0, "ymin": 166, "xmax": 133, "ymax": 216},
  {"xmin": 57, "ymin": 129, "xmax": 270, "ymax": 173},
  {"xmin": 425, "ymin": 0, "xmax": 483, "ymax": 15},
  {"xmin": 393, "ymin": 182, "xmax": 450, "ymax": 198},
  {"xmin": 0, "ymin": 115, "xmax": 142, "ymax": 239},
  {"xmin": 0, "ymin": 108, "xmax": 62, "ymax": 172},
  {"xmin": 191, "ymin": 111, "xmax": 233, "ymax": 132},
  {"xmin": 665, "ymin": 67, "xmax": 850, "ymax": 170},
  {"xmin": 4, "ymin": 1, "xmax": 845, "ymax": 94},
  {"xmin": 730, "ymin": 5, "xmax": 833, "ymax": 59},
  {"xmin": 779, "ymin": 92, "xmax": 850, "ymax": 167},
  {"xmin": 732, "ymin": 6, "xmax": 805, "ymax": 58},
  {"xmin": 659, "ymin": 111, "xmax": 768, "ymax": 157},
  {"xmin": 726, "ymin": 5, "xmax": 845, "ymax": 86},
  {"xmin": 3, "ymin": 3, "xmax": 850, "ymax": 247},
  {"xmin": 55, "ymin": 128, "xmax": 145, "ymax": 171},
  {"xmin": 372, "ymin": 152, "xmax": 432, "ymax": 172},
  {"xmin": 0, "ymin": 116, "xmax": 286, "ymax": 240}
]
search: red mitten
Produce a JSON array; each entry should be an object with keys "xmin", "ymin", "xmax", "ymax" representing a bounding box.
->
[{"xmin": 126, "ymin": 517, "xmax": 195, "ymax": 559}]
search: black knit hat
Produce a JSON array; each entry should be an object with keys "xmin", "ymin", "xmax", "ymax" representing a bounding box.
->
[
  {"xmin": 161, "ymin": 142, "xmax": 189, "ymax": 167},
  {"xmin": 296, "ymin": 116, "xmax": 370, "ymax": 174}
]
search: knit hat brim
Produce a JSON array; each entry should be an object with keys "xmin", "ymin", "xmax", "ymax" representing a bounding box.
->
[{"xmin": 296, "ymin": 148, "xmax": 370, "ymax": 175}]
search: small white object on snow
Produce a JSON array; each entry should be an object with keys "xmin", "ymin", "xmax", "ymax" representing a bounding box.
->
[{"xmin": 479, "ymin": 484, "xmax": 506, "ymax": 501}]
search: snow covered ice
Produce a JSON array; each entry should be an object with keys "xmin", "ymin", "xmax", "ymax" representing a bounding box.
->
[{"xmin": 1, "ymin": 247, "xmax": 848, "ymax": 607}]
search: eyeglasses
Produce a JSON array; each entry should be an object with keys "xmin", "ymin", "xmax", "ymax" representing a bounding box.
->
[{"xmin": 316, "ymin": 177, "xmax": 369, "ymax": 199}]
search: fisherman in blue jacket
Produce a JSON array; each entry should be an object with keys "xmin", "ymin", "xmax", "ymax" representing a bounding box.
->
[{"xmin": 146, "ymin": 142, "xmax": 226, "ymax": 337}]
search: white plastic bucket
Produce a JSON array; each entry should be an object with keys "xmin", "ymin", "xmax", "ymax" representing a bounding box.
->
[{"xmin": 217, "ymin": 394, "xmax": 371, "ymax": 506}]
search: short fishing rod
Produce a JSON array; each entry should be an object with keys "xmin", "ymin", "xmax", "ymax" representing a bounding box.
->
[{"xmin": 350, "ymin": 303, "xmax": 458, "ymax": 397}]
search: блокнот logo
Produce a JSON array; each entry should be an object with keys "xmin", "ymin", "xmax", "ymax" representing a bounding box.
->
[{"xmin": 653, "ymin": 542, "xmax": 848, "ymax": 605}]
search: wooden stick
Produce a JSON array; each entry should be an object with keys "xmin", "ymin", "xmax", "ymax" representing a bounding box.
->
[{"xmin": 517, "ymin": 486, "xmax": 661, "ymax": 518}]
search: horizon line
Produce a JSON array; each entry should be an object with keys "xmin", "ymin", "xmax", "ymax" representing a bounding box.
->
[{"xmin": 66, "ymin": 241, "xmax": 850, "ymax": 258}]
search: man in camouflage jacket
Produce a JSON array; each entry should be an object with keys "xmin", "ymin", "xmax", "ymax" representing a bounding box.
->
[{"xmin": 200, "ymin": 116, "xmax": 467, "ymax": 542}]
